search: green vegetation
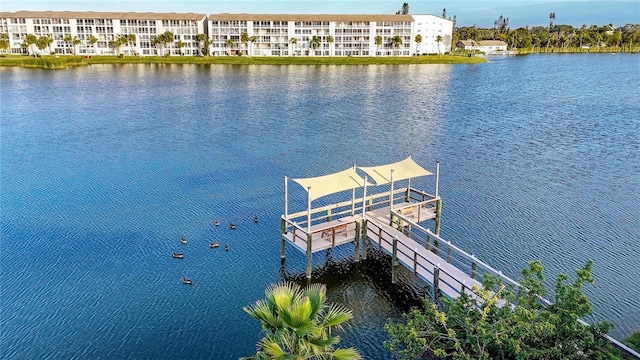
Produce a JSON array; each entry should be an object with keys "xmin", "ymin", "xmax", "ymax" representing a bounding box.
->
[
  {"xmin": 623, "ymin": 331, "xmax": 640, "ymax": 352},
  {"xmin": 453, "ymin": 21, "xmax": 640, "ymax": 53},
  {"xmin": 243, "ymin": 282, "xmax": 362, "ymax": 360},
  {"xmin": 0, "ymin": 53, "xmax": 485, "ymax": 69},
  {"xmin": 385, "ymin": 260, "xmax": 621, "ymax": 360}
]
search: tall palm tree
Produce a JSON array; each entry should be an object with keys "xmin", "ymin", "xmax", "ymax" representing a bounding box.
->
[
  {"xmin": 248, "ymin": 36, "xmax": 256, "ymax": 56},
  {"xmin": 24, "ymin": 34, "xmax": 38, "ymax": 56},
  {"xmin": 176, "ymin": 39, "xmax": 185, "ymax": 55},
  {"xmin": 327, "ymin": 35, "xmax": 334, "ymax": 57},
  {"xmin": 225, "ymin": 38, "xmax": 233, "ymax": 55},
  {"xmin": 63, "ymin": 34, "xmax": 73, "ymax": 54},
  {"xmin": 309, "ymin": 35, "xmax": 321, "ymax": 56},
  {"xmin": 150, "ymin": 35, "xmax": 160, "ymax": 55},
  {"xmin": 72, "ymin": 36, "xmax": 81, "ymax": 56},
  {"xmin": 414, "ymin": 34, "xmax": 422, "ymax": 55},
  {"xmin": 88, "ymin": 35, "xmax": 98, "ymax": 55},
  {"xmin": 289, "ymin": 37, "xmax": 297, "ymax": 56},
  {"xmin": 436, "ymin": 35, "xmax": 443, "ymax": 56},
  {"xmin": 240, "ymin": 31, "xmax": 249, "ymax": 56},
  {"xmin": 391, "ymin": 35, "xmax": 403, "ymax": 56},
  {"xmin": 374, "ymin": 35, "xmax": 382, "ymax": 56},
  {"xmin": 127, "ymin": 34, "xmax": 136, "ymax": 55},
  {"xmin": 243, "ymin": 282, "xmax": 362, "ymax": 360},
  {"xmin": 0, "ymin": 33, "xmax": 9, "ymax": 54},
  {"xmin": 159, "ymin": 31, "xmax": 174, "ymax": 56}
]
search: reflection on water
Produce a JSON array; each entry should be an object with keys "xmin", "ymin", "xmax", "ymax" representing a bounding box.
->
[{"xmin": 1, "ymin": 55, "xmax": 638, "ymax": 359}]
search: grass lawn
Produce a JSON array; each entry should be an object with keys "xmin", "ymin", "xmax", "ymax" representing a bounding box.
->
[{"xmin": 0, "ymin": 53, "xmax": 485, "ymax": 69}]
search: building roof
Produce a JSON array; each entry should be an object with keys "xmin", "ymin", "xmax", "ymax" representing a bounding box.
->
[
  {"xmin": 0, "ymin": 10, "xmax": 206, "ymax": 21},
  {"xmin": 208, "ymin": 13, "xmax": 415, "ymax": 22},
  {"xmin": 478, "ymin": 40, "xmax": 507, "ymax": 46}
]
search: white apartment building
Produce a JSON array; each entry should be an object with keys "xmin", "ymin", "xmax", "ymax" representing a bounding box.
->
[
  {"xmin": 411, "ymin": 14, "xmax": 453, "ymax": 55},
  {"xmin": 1, "ymin": 10, "xmax": 453, "ymax": 57},
  {"xmin": 0, "ymin": 11, "xmax": 206, "ymax": 56}
]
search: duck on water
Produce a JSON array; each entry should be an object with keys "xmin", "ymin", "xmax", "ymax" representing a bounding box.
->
[{"xmin": 172, "ymin": 253, "xmax": 184, "ymax": 259}]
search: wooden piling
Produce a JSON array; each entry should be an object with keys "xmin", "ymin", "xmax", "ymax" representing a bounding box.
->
[
  {"xmin": 280, "ymin": 218, "xmax": 286, "ymax": 259},
  {"xmin": 433, "ymin": 264, "xmax": 440, "ymax": 299},
  {"xmin": 471, "ymin": 256, "xmax": 477, "ymax": 279},
  {"xmin": 306, "ymin": 233, "xmax": 313, "ymax": 279},
  {"xmin": 434, "ymin": 198, "xmax": 442, "ymax": 235},
  {"xmin": 392, "ymin": 236, "xmax": 398, "ymax": 283},
  {"xmin": 361, "ymin": 219, "xmax": 368, "ymax": 260},
  {"xmin": 327, "ymin": 208, "xmax": 332, "ymax": 222},
  {"xmin": 354, "ymin": 222, "xmax": 361, "ymax": 262}
]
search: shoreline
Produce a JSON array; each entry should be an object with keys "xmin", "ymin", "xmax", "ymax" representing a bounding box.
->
[{"xmin": 0, "ymin": 54, "xmax": 485, "ymax": 69}]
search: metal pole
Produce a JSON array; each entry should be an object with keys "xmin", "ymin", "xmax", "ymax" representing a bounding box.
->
[
  {"xmin": 362, "ymin": 176, "xmax": 368, "ymax": 219},
  {"xmin": 284, "ymin": 176, "xmax": 288, "ymax": 218},
  {"xmin": 389, "ymin": 169, "xmax": 395, "ymax": 210}
]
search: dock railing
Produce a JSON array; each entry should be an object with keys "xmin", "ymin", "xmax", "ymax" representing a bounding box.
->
[{"xmin": 384, "ymin": 212, "xmax": 640, "ymax": 359}]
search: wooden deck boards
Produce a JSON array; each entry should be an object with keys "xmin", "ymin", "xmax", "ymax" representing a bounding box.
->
[{"xmin": 282, "ymin": 215, "xmax": 361, "ymax": 254}]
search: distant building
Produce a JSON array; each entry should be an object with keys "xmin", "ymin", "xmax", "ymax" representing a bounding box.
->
[
  {"xmin": 0, "ymin": 10, "xmax": 454, "ymax": 57},
  {"xmin": 0, "ymin": 10, "xmax": 206, "ymax": 56},
  {"xmin": 457, "ymin": 39, "xmax": 508, "ymax": 54}
]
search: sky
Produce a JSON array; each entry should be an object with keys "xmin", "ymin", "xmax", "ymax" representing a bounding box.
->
[{"xmin": 1, "ymin": 0, "xmax": 638, "ymax": 28}]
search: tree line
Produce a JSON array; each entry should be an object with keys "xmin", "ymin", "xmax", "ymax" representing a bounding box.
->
[{"xmin": 454, "ymin": 22, "xmax": 640, "ymax": 52}]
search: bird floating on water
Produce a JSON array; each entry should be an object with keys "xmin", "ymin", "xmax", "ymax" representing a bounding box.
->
[
  {"xmin": 224, "ymin": 244, "xmax": 229, "ymax": 251},
  {"xmin": 182, "ymin": 276, "xmax": 192, "ymax": 285},
  {"xmin": 253, "ymin": 215, "xmax": 258, "ymax": 223},
  {"xmin": 180, "ymin": 237, "xmax": 187, "ymax": 245},
  {"xmin": 229, "ymin": 222, "xmax": 236, "ymax": 229},
  {"xmin": 214, "ymin": 219, "xmax": 220, "ymax": 226}
]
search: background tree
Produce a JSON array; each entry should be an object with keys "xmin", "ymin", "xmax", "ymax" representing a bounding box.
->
[
  {"xmin": 435, "ymin": 35, "xmax": 443, "ymax": 55},
  {"xmin": 385, "ymin": 260, "xmax": 616, "ymax": 360},
  {"xmin": 72, "ymin": 36, "xmax": 81, "ymax": 55},
  {"xmin": 396, "ymin": 2, "xmax": 409, "ymax": 15},
  {"xmin": 36, "ymin": 35, "xmax": 53, "ymax": 55},
  {"xmin": 88, "ymin": 35, "xmax": 98, "ymax": 54},
  {"xmin": 63, "ymin": 34, "xmax": 72, "ymax": 54},
  {"xmin": 248, "ymin": 35, "xmax": 256, "ymax": 56},
  {"xmin": 176, "ymin": 39, "xmax": 186, "ymax": 55},
  {"xmin": 159, "ymin": 31, "xmax": 174, "ymax": 56},
  {"xmin": 309, "ymin": 35, "xmax": 321, "ymax": 56},
  {"xmin": 327, "ymin": 35, "xmax": 334, "ymax": 56},
  {"xmin": 127, "ymin": 34, "xmax": 136, "ymax": 55},
  {"xmin": 240, "ymin": 31, "xmax": 249, "ymax": 56},
  {"xmin": 0, "ymin": 33, "xmax": 9, "ymax": 54},
  {"xmin": 225, "ymin": 38, "xmax": 233, "ymax": 55},
  {"xmin": 374, "ymin": 35, "xmax": 383, "ymax": 56},
  {"xmin": 23, "ymin": 34, "xmax": 38, "ymax": 56},
  {"xmin": 414, "ymin": 34, "xmax": 421, "ymax": 55},
  {"xmin": 391, "ymin": 35, "xmax": 403, "ymax": 56},
  {"xmin": 196, "ymin": 33, "xmax": 207, "ymax": 55},
  {"xmin": 289, "ymin": 37, "xmax": 297, "ymax": 56},
  {"xmin": 243, "ymin": 282, "xmax": 362, "ymax": 360}
]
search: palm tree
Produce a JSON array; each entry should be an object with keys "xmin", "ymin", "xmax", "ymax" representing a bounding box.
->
[
  {"xmin": 196, "ymin": 33, "xmax": 208, "ymax": 56},
  {"xmin": 309, "ymin": 35, "xmax": 321, "ymax": 56},
  {"xmin": 88, "ymin": 35, "xmax": 98, "ymax": 55},
  {"xmin": 289, "ymin": 37, "xmax": 297, "ymax": 56},
  {"xmin": 72, "ymin": 36, "xmax": 81, "ymax": 56},
  {"xmin": 36, "ymin": 35, "xmax": 53, "ymax": 55},
  {"xmin": 374, "ymin": 35, "xmax": 382, "ymax": 56},
  {"xmin": 243, "ymin": 282, "xmax": 362, "ymax": 360},
  {"xmin": 159, "ymin": 31, "xmax": 174, "ymax": 56},
  {"xmin": 240, "ymin": 31, "xmax": 249, "ymax": 56},
  {"xmin": 176, "ymin": 39, "xmax": 185, "ymax": 55},
  {"xmin": 150, "ymin": 35, "xmax": 160, "ymax": 55},
  {"xmin": 225, "ymin": 38, "xmax": 233, "ymax": 55},
  {"xmin": 0, "ymin": 33, "xmax": 9, "ymax": 54},
  {"xmin": 391, "ymin": 35, "xmax": 403, "ymax": 56},
  {"xmin": 248, "ymin": 36, "xmax": 256, "ymax": 56},
  {"xmin": 63, "ymin": 34, "xmax": 72, "ymax": 54},
  {"xmin": 327, "ymin": 35, "xmax": 334, "ymax": 57},
  {"xmin": 436, "ymin": 35, "xmax": 443, "ymax": 56},
  {"xmin": 127, "ymin": 34, "xmax": 136, "ymax": 55},
  {"xmin": 24, "ymin": 34, "xmax": 37, "ymax": 56},
  {"xmin": 414, "ymin": 34, "xmax": 422, "ymax": 55}
]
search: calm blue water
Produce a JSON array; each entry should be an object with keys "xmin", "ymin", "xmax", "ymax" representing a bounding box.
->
[{"xmin": 1, "ymin": 54, "xmax": 639, "ymax": 359}]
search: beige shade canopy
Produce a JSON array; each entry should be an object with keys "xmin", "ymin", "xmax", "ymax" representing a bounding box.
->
[
  {"xmin": 292, "ymin": 167, "xmax": 373, "ymax": 201},
  {"xmin": 358, "ymin": 156, "xmax": 432, "ymax": 185}
]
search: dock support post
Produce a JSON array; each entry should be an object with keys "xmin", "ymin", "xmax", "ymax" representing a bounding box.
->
[
  {"xmin": 433, "ymin": 199, "xmax": 442, "ymax": 252},
  {"xmin": 447, "ymin": 241, "xmax": 451, "ymax": 263},
  {"xmin": 392, "ymin": 236, "xmax": 398, "ymax": 284},
  {"xmin": 327, "ymin": 208, "xmax": 331, "ymax": 222},
  {"xmin": 471, "ymin": 255, "xmax": 477, "ymax": 279},
  {"xmin": 433, "ymin": 264, "xmax": 440, "ymax": 299},
  {"xmin": 354, "ymin": 222, "xmax": 361, "ymax": 262},
  {"xmin": 306, "ymin": 234, "xmax": 313, "ymax": 279},
  {"xmin": 280, "ymin": 217, "xmax": 286, "ymax": 259},
  {"xmin": 361, "ymin": 220, "xmax": 368, "ymax": 260},
  {"xmin": 413, "ymin": 248, "xmax": 418, "ymax": 274}
]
